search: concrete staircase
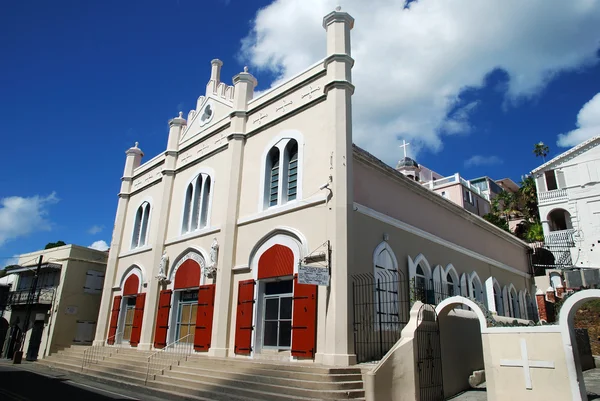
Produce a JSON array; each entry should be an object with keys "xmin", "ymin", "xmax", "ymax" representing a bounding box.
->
[{"xmin": 38, "ymin": 345, "xmax": 365, "ymax": 400}]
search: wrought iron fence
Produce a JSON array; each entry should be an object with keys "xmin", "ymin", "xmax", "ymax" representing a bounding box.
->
[
  {"xmin": 530, "ymin": 238, "xmax": 574, "ymax": 274},
  {"xmin": 145, "ymin": 334, "xmax": 194, "ymax": 384},
  {"xmin": 6, "ymin": 288, "xmax": 55, "ymax": 306},
  {"xmin": 351, "ymin": 270, "xmax": 409, "ymax": 363},
  {"xmin": 81, "ymin": 331, "xmax": 123, "ymax": 371}
]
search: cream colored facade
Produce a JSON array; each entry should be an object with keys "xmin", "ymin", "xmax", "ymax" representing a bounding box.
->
[
  {"xmin": 94, "ymin": 9, "xmax": 536, "ymax": 367},
  {"xmin": 2, "ymin": 245, "xmax": 107, "ymax": 359}
]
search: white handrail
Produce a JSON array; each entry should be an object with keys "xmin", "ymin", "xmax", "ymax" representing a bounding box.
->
[
  {"xmin": 145, "ymin": 333, "xmax": 194, "ymax": 384},
  {"xmin": 81, "ymin": 331, "xmax": 123, "ymax": 371}
]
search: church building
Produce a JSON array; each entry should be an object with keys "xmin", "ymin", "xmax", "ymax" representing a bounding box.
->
[{"xmin": 94, "ymin": 8, "xmax": 537, "ymax": 366}]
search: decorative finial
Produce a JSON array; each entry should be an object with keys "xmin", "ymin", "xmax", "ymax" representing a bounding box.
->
[
  {"xmin": 134, "ymin": 141, "xmax": 139, "ymax": 148},
  {"xmin": 335, "ymin": 5, "xmax": 341, "ymax": 11},
  {"xmin": 243, "ymin": 66, "xmax": 248, "ymax": 73},
  {"xmin": 178, "ymin": 111, "xmax": 183, "ymax": 118}
]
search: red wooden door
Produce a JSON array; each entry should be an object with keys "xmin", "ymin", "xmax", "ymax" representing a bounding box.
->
[
  {"xmin": 234, "ymin": 279, "xmax": 255, "ymax": 355},
  {"xmin": 194, "ymin": 284, "xmax": 216, "ymax": 352},
  {"xmin": 291, "ymin": 275, "xmax": 317, "ymax": 358},
  {"xmin": 129, "ymin": 293, "xmax": 146, "ymax": 347},
  {"xmin": 107, "ymin": 295, "xmax": 122, "ymax": 345},
  {"xmin": 153, "ymin": 290, "xmax": 172, "ymax": 349}
]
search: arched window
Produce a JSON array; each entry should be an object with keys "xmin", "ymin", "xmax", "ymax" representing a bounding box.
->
[
  {"xmin": 182, "ymin": 173, "xmax": 213, "ymax": 234},
  {"xmin": 131, "ymin": 201, "xmax": 150, "ymax": 249},
  {"xmin": 469, "ymin": 273, "xmax": 483, "ymax": 303},
  {"xmin": 493, "ymin": 281, "xmax": 504, "ymax": 316},
  {"xmin": 509, "ymin": 286, "xmax": 520, "ymax": 318},
  {"xmin": 267, "ymin": 147, "xmax": 280, "ymax": 207},
  {"xmin": 446, "ymin": 273, "xmax": 455, "ymax": 297},
  {"xmin": 374, "ymin": 243, "xmax": 399, "ymax": 330},
  {"xmin": 263, "ymin": 138, "xmax": 301, "ymax": 209},
  {"xmin": 415, "ymin": 264, "xmax": 428, "ymax": 303},
  {"xmin": 287, "ymin": 141, "xmax": 298, "ymax": 201}
]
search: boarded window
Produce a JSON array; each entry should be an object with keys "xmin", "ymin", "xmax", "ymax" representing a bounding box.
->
[
  {"xmin": 74, "ymin": 320, "xmax": 96, "ymax": 344},
  {"xmin": 84, "ymin": 270, "xmax": 105, "ymax": 294}
]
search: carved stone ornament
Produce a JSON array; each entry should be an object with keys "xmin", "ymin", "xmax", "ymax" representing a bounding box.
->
[
  {"xmin": 172, "ymin": 251, "xmax": 206, "ymax": 281},
  {"xmin": 156, "ymin": 249, "xmax": 169, "ymax": 284},
  {"xmin": 204, "ymin": 238, "xmax": 219, "ymax": 278}
]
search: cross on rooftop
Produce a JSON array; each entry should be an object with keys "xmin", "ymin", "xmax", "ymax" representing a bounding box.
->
[{"xmin": 399, "ymin": 140, "xmax": 410, "ymax": 158}]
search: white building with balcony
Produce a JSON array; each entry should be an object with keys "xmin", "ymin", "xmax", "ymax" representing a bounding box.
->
[{"xmin": 531, "ymin": 135, "xmax": 600, "ymax": 269}]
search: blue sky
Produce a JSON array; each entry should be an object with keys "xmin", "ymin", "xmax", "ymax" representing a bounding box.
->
[{"xmin": 1, "ymin": 0, "xmax": 600, "ymax": 265}]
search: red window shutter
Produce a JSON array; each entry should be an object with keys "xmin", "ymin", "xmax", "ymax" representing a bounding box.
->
[
  {"xmin": 194, "ymin": 284, "xmax": 216, "ymax": 352},
  {"xmin": 234, "ymin": 279, "xmax": 255, "ymax": 355},
  {"xmin": 129, "ymin": 293, "xmax": 146, "ymax": 347},
  {"xmin": 291, "ymin": 274, "xmax": 317, "ymax": 358},
  {"xmin": 153, "ymin": 290, "xmax": 172, "ymax": 349},
  {"xmin": 107, "ymin": 295, "xmax": 122, "ymax": 345}
]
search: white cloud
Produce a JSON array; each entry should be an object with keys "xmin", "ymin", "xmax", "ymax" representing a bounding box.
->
[
  {"xmin": 557, "ymin": 92, "xmax": 600, "ymax": 147},
  {"xmin": 0, "ymin": 192, "xmax": 59, "ymax": 247},
  {"xmin": 241, "ymin": 0, "xmax": 600, "ymax": 165},
  {"xmin": 464, "ymin": 155, "xmax": 503, "ymax": 168},
  {"xmin": 1, "ymin": 255, "xmax": 19, "ymax": 268},
  {"xmin": 87, "ymin": 225, "xmax": 104, "ymax": 235},
  {"xmin": 89, "ymin": 240, "xmax": 109, "ymax": 252}
]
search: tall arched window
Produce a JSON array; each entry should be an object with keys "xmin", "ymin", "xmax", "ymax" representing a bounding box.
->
[
  {"xmin": 263, "ymin": 138, "xmax": 301, "ymax": 209},
  {"xmin": 267, "ymin": 147, "xmax": 280, "ymax": 207},
  {"xmin": 374, "ymin": 243, "xmax": 399, "ymax": 330},
  {"xmin": 131, "ymin": 201, "xmax": 150, "ymax": 249},
  {"xmin": 182, "ymin": 173, "xmax": 213, "ymax": 234},
  {"xmin": 287, "ymin": 141, "xmax": 298, "ymax": 201}
]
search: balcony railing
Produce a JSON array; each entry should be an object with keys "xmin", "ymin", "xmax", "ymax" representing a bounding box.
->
[
  {"xmin": 6, "ymin": 287, "xmax": 55, "ymax": 306},
  {"xmin": 538, "ymin": 189, "xmax": 568, "ymax": 205},
  {"xmin": 425, "ymin": 173, "xmax": 490, "ymax": 201},
  {"xmin": 546, "ymin": 229, "xmax": 575, "ymax": 245}
]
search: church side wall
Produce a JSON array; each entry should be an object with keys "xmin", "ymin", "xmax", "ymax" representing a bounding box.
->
[
  {"xmin": 352, "ymin": 212, "xmax": 532, "ymax": 296},
  {"xmin": 353, "ymin": 159, "xmax": 531, "ymax": 273}
]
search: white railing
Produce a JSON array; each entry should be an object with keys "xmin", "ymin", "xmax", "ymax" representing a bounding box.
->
[
  {"xmin": 81, "ymin": 331, "xmax": 123, "ymax": 371},
  {"xmin": 430, "ymin": 175, "xmax": 457, "ymax": 187},
  {"xmin": 426, "ymin": 173, "xmax": 490, "ymax": 201},
  {"xmin": 145, "ymin": 334, "xmax": 194, "ymax": 384},
  {"xmin": 538, "ymin": 189, "xmax": 568, "ymax": 205}
]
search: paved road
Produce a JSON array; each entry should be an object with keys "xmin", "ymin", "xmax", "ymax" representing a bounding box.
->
[
  {"xmin": 0, "ymin": 361, "xmax": 188, "ymax": 401},
  {"xmin": 448, "ymin": 367, "xmax": 600, "ymax": 400}
]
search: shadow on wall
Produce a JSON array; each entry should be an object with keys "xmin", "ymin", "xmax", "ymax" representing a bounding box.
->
[{"xmin": 438, "ymin": 308, "xmax": 484, "ymax": 398}]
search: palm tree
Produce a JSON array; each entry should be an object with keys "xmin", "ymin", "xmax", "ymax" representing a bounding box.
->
[
  {"xmin": 496, "ymin": 191, "xmax": 518, "ymax": 227},
  {"xmin": 533, "ymin": 142, "xmax": 550, "ymax": 162}
]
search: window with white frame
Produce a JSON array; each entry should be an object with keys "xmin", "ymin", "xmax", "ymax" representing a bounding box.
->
[
  {"xmin": 131, "ymin": 202, "xmax": 150, "ymax": 249},
  {"xmin": 446, "ymin": 272, "xmax": 456, "ymax": 297},
  {"xmin": 263, "ymin": 138, "xmax": 300, "ymax": 209},
  {"xmin": 182, "ymin": 173, "xmax": 212, "ymax": 234},
  {"xmin": 374, "ymin": 246, "xmax": 399, "ymax": 329}
]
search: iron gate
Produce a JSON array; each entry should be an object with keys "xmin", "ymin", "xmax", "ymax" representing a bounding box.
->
[
  {"xmin": 352, "ymin": 269, "xmax": 409, "ymax": 363},
  {"xmin": 416, "ymin": 304, "xmax": 444, "ymax": 401}
]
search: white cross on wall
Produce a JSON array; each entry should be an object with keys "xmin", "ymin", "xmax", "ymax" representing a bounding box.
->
[
  {"xmin": 301, "ymin": 85, "xmax": 321, "ymax": 100},
  {"xmin": 197, "ymin": 143, "xmax": 209, "ymax": 155},
  {"xmin": 253, "ymin": 112, "xmax": 268, "ymax": 125},
  {"xmin": 500, "ymin": 338, "xmax": 555, "ymax": 390},
  {"xmin": 399, "ymin": 140, "xmax": 410, "ymax": 158},
  {"xmin": 276, "ymin": 99, "xmax": 293, "ymax": 113}
]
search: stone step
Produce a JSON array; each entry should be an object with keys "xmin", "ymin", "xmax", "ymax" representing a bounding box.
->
[
  {"xmin": 185, "ymin": 355, "xmax": 362, "ymax": 375},
  {"xmin": 163, "ymin": 367, "xmax": 363, "ymax": 391},
  {"xmin": 149, "ymin": 375, "xmax": 364, "ymax": 401},
  {"xmin": 152, "ymin": 373, "xmax": 364, "ymax": 400},
  {"xmin": 171, "ymin": 363, "xmax": 363, "ymax": 383},
  {"xmin": 39, "ymin": 360, "xmax": 251, "ymax": 401}
]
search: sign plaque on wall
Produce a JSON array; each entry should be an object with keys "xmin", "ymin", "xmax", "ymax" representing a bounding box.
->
[
  {"xmin": 298, "ymin": 265, "xmax": 330, "ymax": 286},
  {"xmin": 65, "ymin": 306, "xmax": 78, "ymax": 315}
]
